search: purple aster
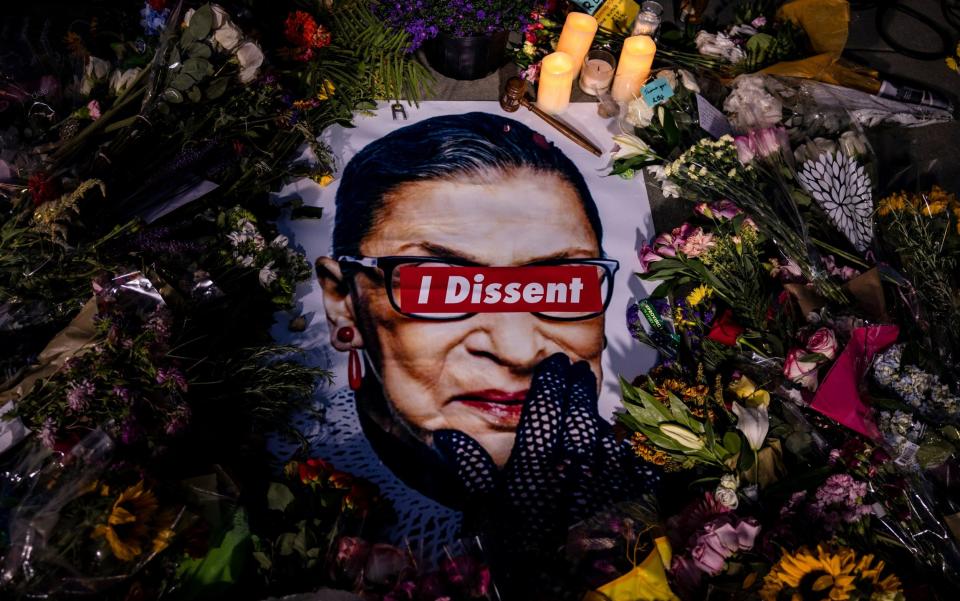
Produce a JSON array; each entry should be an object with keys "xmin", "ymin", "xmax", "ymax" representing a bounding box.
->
[
  {"xmin": 156, "ymin": 367, "xmax": 188, "ymax": 392},
  {"xmin": 66, "ymin": 379, "xmax": 96, "ymax": 412}
]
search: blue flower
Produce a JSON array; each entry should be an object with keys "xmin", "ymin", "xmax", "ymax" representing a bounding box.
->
[{"xmin": 140, "ymin": 2, "xmax": 170, "ymax": 37}]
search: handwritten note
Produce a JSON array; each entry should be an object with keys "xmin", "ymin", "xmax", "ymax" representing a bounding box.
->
[{"xmin": 641, "ymin": 78, "xmax": 674, "ymax": 107}]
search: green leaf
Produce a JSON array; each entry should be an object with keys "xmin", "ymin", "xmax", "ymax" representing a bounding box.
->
[
  {"xmin": 266, "ymin": 482, "xmax": 295, "ymax": 511},
  {"xmin": 187, "ymin": 85, "xmax": 202, "ymax": 103},
  {"xmin": 174, "ymin": 508, "xmax": 251, "ymax": 601},
  {"xmin": 277, "ymin": 532, "xmax": 297, "ymax": 556},
  {"xmin": 206, "ymin": 77, "xmax": 229, "ymax": 100},
  {"xmin": 723, "ymin": 431, "xmax": 742, "ymax": 455},
  {"xmin": 161, "ymin": 88, "xmax": 184, "ymax": 103},
  {"xmin": 252, "ymin": 550, "xmax": 272, "ymax": 571},
  {"xmin": 187, "ymin": 4, "xmax": 214, "ymax": 41},
  {"xmin": 182, "ymin": 57, "xmax": 214, "ymax": 80},
  {"xmin": 187, "ymin": 42, "xmax": 213, "ymax": 59},
  {"xmin": 170, "ymin": 73, "xmax": 196, "ymax": 91}
]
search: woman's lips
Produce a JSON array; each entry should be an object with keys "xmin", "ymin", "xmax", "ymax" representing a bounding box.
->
[{"xmin": 453, "ymin": 389, "xmax": 529, "ymax": 428}]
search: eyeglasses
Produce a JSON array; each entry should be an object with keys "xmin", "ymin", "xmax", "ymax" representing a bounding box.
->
[{"xmin": 337, "ymin": 255, "xmax": 619, "ymax": 322}]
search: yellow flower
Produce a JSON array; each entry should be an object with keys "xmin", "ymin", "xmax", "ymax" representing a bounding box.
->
[
  {"xmin": 316, "ymin": 79, "xmax": 336, "ymax": 101},
  {"xmin": 91, "ymin": 480, "xmax": 172, "ymax": 562},
  {"xmin": 686, "ymin": 284, "xmax": 712, "ymax": 307},
  {"xmin": 922, "ymin": 199, "xmax": 948, "ymax": 217},
  {"xmin": 728, "ymin": 375, "xmax": 771, "ymax": 407},
  {"xmin": 760, "ymin": 546, "xmax": 902, "ymax": 601},
  {"xmin": 876, "ymin": 192, "xmax": 909, "ymax": 217},
  {"xmin": 948, "ymin": 56, "xmax": 959, "ymax": 73},
  {"xmin": 310, "ymin": 173, "xmax": 335, "ymax": 187}
]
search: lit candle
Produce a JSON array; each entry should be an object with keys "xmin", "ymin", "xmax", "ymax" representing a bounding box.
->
[
  {"xmin": 578, "ymin": 49, "xmax": 616, "ymax": 96},
  {"xmin": 536, "ymin": 51, "xmax": 576, "ymax": 115},
  {"xmin": 556, "ymin": 12, "xmax": 598, "ymax": 72},
  {"xmin": 612, "ymin": 35, "xmax": 656, "ymax": 103}
]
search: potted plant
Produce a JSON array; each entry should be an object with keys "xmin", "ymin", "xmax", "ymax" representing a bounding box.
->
[{"xmin": 375, "ymin": 0, "xmax": 536, "ymax": 80}]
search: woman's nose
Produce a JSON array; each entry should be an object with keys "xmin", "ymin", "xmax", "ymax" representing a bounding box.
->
[{"xmin": 462, "ymin": 312, "xmax": 555, "ymax": 371}]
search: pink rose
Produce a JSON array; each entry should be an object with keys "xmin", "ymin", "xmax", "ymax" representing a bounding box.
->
[
  {"xmin": 691, "ymin": 539, "xmax": 727, "ymax": 575},
  {"xmin": 638, "ymin": 243, "xmax": 663, "ymax": 273},
  {"xmin": 86, "ymin": 99, "xmax": 101, "ymax": 120},
  {"xmin": 734, "ymin": 518, "xmax": 761, "ymax": 550},
  {"xmin": 806, "ymin": 328, "xmax": 838, "ymax": 361},
  {"xmin": 784, "ymin": 348, "xmax": 819, "ymax": 390}
]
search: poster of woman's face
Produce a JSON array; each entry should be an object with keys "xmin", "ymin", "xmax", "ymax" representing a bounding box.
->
[{"xmin": 274, "ymin": 103, "xmax": 657, "ymax": 468}]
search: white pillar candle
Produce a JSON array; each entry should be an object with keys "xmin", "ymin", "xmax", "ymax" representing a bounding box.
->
[
  {"xmin": 612, "ymin": 35, "xmax": 657, "ymax": 103},
  {"xmin": 556, "ymin": 12, "xmax": 598, "ymax": 73},
  {"xmin": 536, "ymin": 51, "xmax": 576, "ymax": 115}
]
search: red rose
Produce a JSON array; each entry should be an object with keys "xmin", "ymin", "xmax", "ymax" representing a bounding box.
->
[
  {"xmin": 707, "ymin": 309, "xmax": 744, "ymax": 346},
  {"xmin": 148, "ymin": 0, "xmax": 167, "ymax": 10}
]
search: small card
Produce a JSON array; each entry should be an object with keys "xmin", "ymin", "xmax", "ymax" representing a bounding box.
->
[
  {"xmin": 569, "ymin": 0, "xmax": 603, "ymax": 15},
  {"xmin": 696, "ymin": 94, "xmax": 734, "ymax": 139},
  {"xmin": 641, "ymin": 78, "xmax": 674, "ymax": 107}
]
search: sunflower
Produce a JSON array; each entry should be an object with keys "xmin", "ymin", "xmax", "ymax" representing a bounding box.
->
[
  {"xmin": 686, "ymin": 284, "xmax": 713, "ymax": 307},
  {"xmin": 630, "ymin": 432, "xmax": 671, "ymax": 466},
  {"xmin": 759, "ymin": 545, "xmax": 902, "ymax": 601},
  {"xmin": 91, "ymin": 480, "xmax": 173, "ymax": 562}
]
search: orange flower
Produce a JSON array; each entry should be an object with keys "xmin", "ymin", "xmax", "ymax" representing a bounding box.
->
[{"xmin": 91, "ymin": 480, "xmax": 174, "ymax": 562}]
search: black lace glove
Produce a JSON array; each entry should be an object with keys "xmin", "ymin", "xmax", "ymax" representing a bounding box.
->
[{"xmin": 434, "ymin": 353, "xmax": 661, "ymax": 555}]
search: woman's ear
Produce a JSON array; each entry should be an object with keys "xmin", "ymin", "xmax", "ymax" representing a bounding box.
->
[{"xmin": 316, "ymin": 257, "xmax": 364, "ymax": 351}]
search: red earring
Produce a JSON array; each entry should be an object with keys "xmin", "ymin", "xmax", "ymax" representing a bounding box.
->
[{"xmin": 337, "ymin": 327, "xmax": 362, "ymax": 391}]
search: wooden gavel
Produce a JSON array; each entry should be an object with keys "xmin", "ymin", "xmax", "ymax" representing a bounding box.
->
[{"xmin": 499, "ymin": 77, "xmax": 603, "ymax": 157}]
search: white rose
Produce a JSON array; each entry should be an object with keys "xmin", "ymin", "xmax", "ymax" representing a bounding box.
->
[
  {"xmin": 625, "ymin": 96, "xmax": 654, "ymax": 128},
  {"xmin": 236, "ymin": 41, "xmax": 264, "ymax": 84},
  {"xmin": 214, "ymin": 20, "xmax": 243, "ymax": 52},
  {"xmin": 714, "ymin": 483, "xmax": 739, "ymax": 509},
  {"xmin": 679, "ymin": 69, "xmax": 700, "ymax": 93},
  {"xmin": 81, "ymin": 56, "xmax": 112, "ymax": 96}
]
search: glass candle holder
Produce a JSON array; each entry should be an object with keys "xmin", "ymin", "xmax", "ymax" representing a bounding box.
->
[
  {"xmin": 578, "ymin": 49, "xmax": 616, "ymax": 96},
  {"xmin": 632, "ymin": 1, "xmax": 663, "ymax": 37}
]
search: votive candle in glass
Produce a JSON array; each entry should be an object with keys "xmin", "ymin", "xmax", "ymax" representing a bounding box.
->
[
  {"xmin": 611, "ymin": 35, "xmax": 656, "ymax": 103},
  {"xmin": 578, "ymin": 49, "xmax": 616, "ymax": 96},
  {"xmin": 556, "ymin": 12, "xmax": 599, "ymax": 72},
  {"xmin": 536, "ymin": 51, "xmax": 576, "ymax": 115}
]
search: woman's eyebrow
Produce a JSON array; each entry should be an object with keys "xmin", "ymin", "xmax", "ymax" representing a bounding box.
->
[{"xmin": 402, "ymin": 242, "xmax": 599, "ymax": 264}]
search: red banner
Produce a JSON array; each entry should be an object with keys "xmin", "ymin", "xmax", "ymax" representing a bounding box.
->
[{"xmin": 397, "ymin": 265, "xmax": 603, "ymax": 314}]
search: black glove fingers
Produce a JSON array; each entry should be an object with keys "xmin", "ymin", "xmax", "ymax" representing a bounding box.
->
[
  {"xmin": 433, "ymin": 429, "xmax": 498, "ymax": 496},
  {"xmin": 561, "ymin": 361, "xmax": 600, "ymax": 457},
  {"xmin": 511, "ymin": 353, "xmax": 569, "ymax": 461}
]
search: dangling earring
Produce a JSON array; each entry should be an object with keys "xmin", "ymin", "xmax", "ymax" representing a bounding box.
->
[{"xmin": 337, "ymin": 326, "xmax": 363, "ymax": 391}]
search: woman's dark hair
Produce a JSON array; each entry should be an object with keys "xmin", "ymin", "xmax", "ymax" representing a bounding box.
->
[{"xmin": 332, "ymin": 112, "xmax": 603, "ymax": 256}]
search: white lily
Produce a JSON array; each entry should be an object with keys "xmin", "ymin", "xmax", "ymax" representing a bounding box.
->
[
  {"xmin": 732, "ymin": 402, "xmax": 769, "ymax": 451},
  {"xmin": 612, "ymin": 134, "xmax": 654, "ymax": 162}
]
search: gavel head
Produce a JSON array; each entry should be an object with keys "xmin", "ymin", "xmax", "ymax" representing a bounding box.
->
[{"xmin": 499, "ymin": 77, "xmax": 527, "ymax": 113}]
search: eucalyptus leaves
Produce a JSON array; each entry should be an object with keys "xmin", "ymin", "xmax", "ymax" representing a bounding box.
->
[{"xmin": 163, "ymin": 4, "xmax": 264, "ymax": 105}]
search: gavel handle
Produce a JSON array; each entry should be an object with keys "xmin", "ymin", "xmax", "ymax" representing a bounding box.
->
[{"xmin": 522, "ymin": 98, "xmax": 603, "ymax": 157}]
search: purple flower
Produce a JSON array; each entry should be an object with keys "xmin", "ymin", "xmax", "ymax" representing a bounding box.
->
[
  {"xmin": 156, "ymin": 367, "xmax": 188, "ymax": 392},
  {"xmin": 112, "ymin": 386, "xmax": 132, "ymax": 403},
  {"xmin": 67, "ymin": 379, "xmax": 96, "ymax": 412}
]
